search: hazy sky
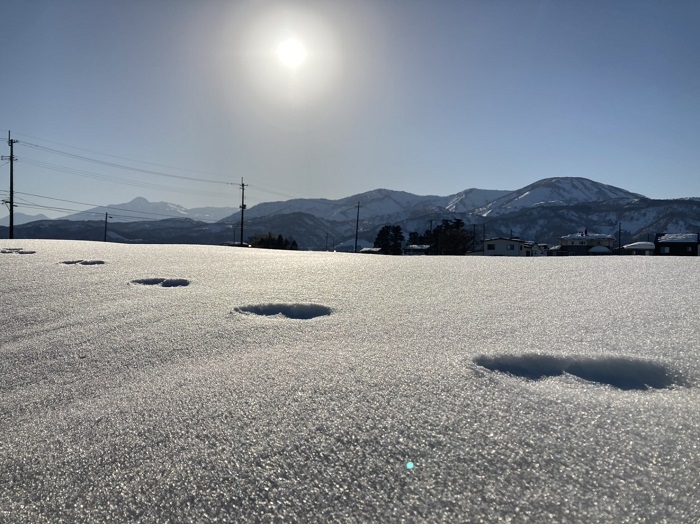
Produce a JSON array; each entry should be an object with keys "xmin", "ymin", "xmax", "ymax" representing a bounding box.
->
[{"xmin": 1, "ymin": 0, "xmax": 698, "ymax": 218}]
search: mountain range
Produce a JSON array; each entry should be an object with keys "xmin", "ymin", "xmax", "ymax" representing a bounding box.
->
[{"xmin": 2, "ymin": 177, "xmax": 699, "ymax": 250}]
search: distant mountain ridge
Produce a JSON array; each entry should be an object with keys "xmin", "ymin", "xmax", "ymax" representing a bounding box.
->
[
  {"xmin": 0, "ymin": 212, "xmax": 50, "ymax": 226},
  {"xmin": 61, "ymin": 197, "xmax": 237, "ymax": 223},
  {"xmin": 476, "ymin": 177, "xmax": 644, "ymax": 217},
  {"xmin": 3, "ymin": 177, "xmax": 699, "ymax": 249}
]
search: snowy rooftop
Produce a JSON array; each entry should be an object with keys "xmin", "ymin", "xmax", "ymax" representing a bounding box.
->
[
  {"xmin": 484, "ymin": 237, "xmax": 532, "ymax": 244},
  {"xmin": 657, "ymin": 233, "xmax": 699, "ymax": 243},
  {"xmin": 561, "ymin": 232, "xmax": 614, "ymax": 240},
  {"xmin": 2, "ymin": 240, "xmax": 699, "ymax": 521},
  {"xmin": 623, "ymin": 241, "xmax": 656, "ymax": 250}
]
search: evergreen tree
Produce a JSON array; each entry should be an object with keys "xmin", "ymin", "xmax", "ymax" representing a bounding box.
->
[
  {"xmin": 251, "ymin": 232, "xmax": 299, "ymax": 250},
  {"xmin": 408, "ymin": 219, "xmax": 473, "ymax": 255},
  {"xmin": 388, "ymin": 225, "xmax": 405, "ymax": 255},
  {"xmin": 373, "ymin": 225, "xmax": 392, "ymax": 254},
  {"xmin": 374, "ymin": 225, "xmax": 405, "ymax": 255}
]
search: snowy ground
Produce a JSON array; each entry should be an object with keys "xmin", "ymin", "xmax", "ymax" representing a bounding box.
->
[{"xmin": 1, "ymin": 240, "xmax": 699, "ymax": 522}]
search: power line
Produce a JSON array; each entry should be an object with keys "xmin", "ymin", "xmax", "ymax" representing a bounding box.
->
[
  {"xmin": 15, "ymin": 132, "xmax": 322, "ymax": 201},
  {"xmin": 13, "ymin": 131, "xmax": 232, "ymax": 179},
  {"xmin": 4, "ymin": 131, "xmax": 338, "ymax": 219},
  {"xmin": 21, "ymin": 141, "xmax": 232, "ymax": 186},
  {"xmin": 20, "ymin": 145, "xmax": 312, "ymax": 203},
  {"xmin": 21, "ymin": 158, "xmax": 229, "ymax": 199}
]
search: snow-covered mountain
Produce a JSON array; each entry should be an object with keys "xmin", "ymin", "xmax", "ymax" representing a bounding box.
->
[
  {"xmin": 62, "ymin": 197, "xmax": 236, "ymax": 223},
  {"xmin": 476, "ymin": 177, "xmax": 645, "ymax": 217},
  {"xmin": 223, "ymin": 187, "xmax": 511, "ymax": 224},
  {"xmin": 57, "ymin": 178, "xmax": 644, "ymax": 226},
  {"xmin": 6, "ymin": 177, "xmax": 698, "ymax": 249}
]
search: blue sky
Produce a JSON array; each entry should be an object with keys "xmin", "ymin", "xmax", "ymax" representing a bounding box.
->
[{"xmin": 1, "ymin": 0, "xmax": 698, "ymax": 218}]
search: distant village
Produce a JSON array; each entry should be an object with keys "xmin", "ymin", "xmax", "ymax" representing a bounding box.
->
[
  {"xmin": 464, "ymin": 232, "xmax": 700, "ymax": 257},
  {"xmin": 364, "ymin": 222, "xmax": 700, "ymax": 257}
]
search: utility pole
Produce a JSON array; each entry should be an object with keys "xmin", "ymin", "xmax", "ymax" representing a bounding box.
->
[
  {"xmin": 618, "ymin": 222, "xmax": 622, "ymax": 255},
  {"xmin": 103, "ymin": 212, "xmax": 112, "ymax": 242},
  {"xmin": 354, "ymin": 201, "xmax": 360, "ymax": 253},
  {"xmin": 239, "ymin": 178, "xmax": 247, "ymax": 246},
  {"xmin": 2, "ymin": 131, "xmax": 18, "ymax": 239}
]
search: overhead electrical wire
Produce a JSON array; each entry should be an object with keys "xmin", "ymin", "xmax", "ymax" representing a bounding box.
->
[
  {"xmin": 14, "ymin": 131, "xmax": 233, "ymax": 179},
  {"xmin": 21, "ymin": 141, "xmax": 233, "ymax": 186},
  {"xmin": 20, "ymin": 158, "xmax": 228, "ymax": 199},
  {"xmin": 5, "ymin": 131, "xmax": 326, "ymax": 206}
]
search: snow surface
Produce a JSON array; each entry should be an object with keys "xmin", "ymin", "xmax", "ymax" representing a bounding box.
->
[{"xmin": 2, "ymin": 240, "xmax": 699, "ymax": 522}]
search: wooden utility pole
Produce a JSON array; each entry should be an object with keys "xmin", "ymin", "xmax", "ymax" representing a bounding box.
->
[
  {"xmin": 239, "ymin": 178, "xmax": 247, "ymax": 246},
  {"xmin": 2, "ymin": 131, "xmax": 18, "ymax": 239},
  {"xmin": 354, "ymin": 202, "xmax": 360, "ymax": 253},
  {"xmin": 103, "ymin": 212, "xmax": 112, "ymax": 242}
]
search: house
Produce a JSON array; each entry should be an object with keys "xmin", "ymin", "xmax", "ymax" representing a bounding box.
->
[
  {"xmin": 404, "ymin": 244, "xmax": 430, "ymax": 256},
  {"xmin": 559, "ymin": 231, "xmax": 614, "ymax": 255},
  {"xmin": 482, "ymin": 237, "xmax": 546, "ymax": 257},
  {"xmin": 622, "ymin": 241, "xmax": 655, "ymax": 256},
  {"xmin": 654, "ymin": 233, "xmax": 700, "ymax": 256}
]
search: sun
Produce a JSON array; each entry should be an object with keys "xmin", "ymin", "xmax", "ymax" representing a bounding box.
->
[{"xmin": 275, "ymin": 38, "xmax": 308, "ymax": 69}]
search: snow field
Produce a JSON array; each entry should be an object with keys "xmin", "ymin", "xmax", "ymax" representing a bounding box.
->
[{"xmin": 1, "ymin": 240, "xmax": 699, "ymax": 522}]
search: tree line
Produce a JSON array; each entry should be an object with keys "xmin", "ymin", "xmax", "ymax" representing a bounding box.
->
[
  {"xmin": 373, "ymin": 219, "xmax": 475, "ymax": 255},
  {"xmin": 250, "ymin": 232, "xmax": 299, "ymax": 250}
]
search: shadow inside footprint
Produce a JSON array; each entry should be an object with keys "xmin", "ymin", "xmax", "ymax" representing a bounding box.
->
[
  {"xmin": 474, "ymin": 354, "xmax": 684, "ymax": 391},
  {"xmin": 234, "ymin": 303, "xmax": 332, "ymax": 319},
  {"xmin": 61, "ymin": 260, "xmax": 105, "ymax": 265},
  {"xmin": 131, "ymin": 278, "xmax": 189, "ymax": 287}
]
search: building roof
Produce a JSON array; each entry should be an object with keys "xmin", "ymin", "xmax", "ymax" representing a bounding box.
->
[
  {"xmin": 657, "ymin": 233, "xmax": 699, "ymax": 243},
  {"xmin": 561, "ymin": 232, "xmax": 614, "ymax": 240},
  {"xmin": 623, "ymin": 241, "xmax": 655, "ymax": 250},
  {"xmin": 484, "ymin": 237, "xmax": 531, "ymax": 244},
  {"xmin": 588, "ymin": 245, "xmax": 611, "ymax": 254}
]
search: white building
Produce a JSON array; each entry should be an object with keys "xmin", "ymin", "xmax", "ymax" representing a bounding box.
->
[
  {"xmin": 623, "ymin": 241, "xmax": 655, "ymax": 256},
  {"xmin": 560, "ymin": 232, "xmax": 614, "ymax": 255},
  {"xmin": 482, "ymin": 238, "xmax": 546, "ymax": 257}
]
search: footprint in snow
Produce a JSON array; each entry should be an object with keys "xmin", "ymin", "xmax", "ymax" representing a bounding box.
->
[
  {"xmin": 61, "ymin": 260, "xmax": 106, "ymax": 265},
  {"xmin": 2, "ymin": 248, "xmax": 35, "ymax": 254},
  {"xmin": 234, "ymin": 303, "xmax": 332, "ymax": 319},
  {"xmin": 474, "ymin": 354, "xmax": 686, "ymax": 391},
  {"xmin": 130, "ymin": 278, "xmax": 190, "ymax": 287}
]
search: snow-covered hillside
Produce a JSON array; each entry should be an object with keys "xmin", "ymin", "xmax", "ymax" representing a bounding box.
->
[
  {"xmin": 233, "ymin": 189, "xmax": 445, "ymax": 223},
  {"xmin": 444, "ymin": 188, "xmax": 512, "ymax": 212},
  {"xmin": 2, "ymin": 240, "xmax": 698, "ymax": 521},
  {"xmin": 477, "ymin": 177, "xmax": 645, "ymax": 217}
]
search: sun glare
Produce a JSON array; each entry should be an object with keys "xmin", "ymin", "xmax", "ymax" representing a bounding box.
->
[
  {"xmin": 234, "ymin": 8, "xmax": 341, "ymax": 107},
  {"xmin": 276, "ymin": 38, "xmax": 307, "ymax": 69}
]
